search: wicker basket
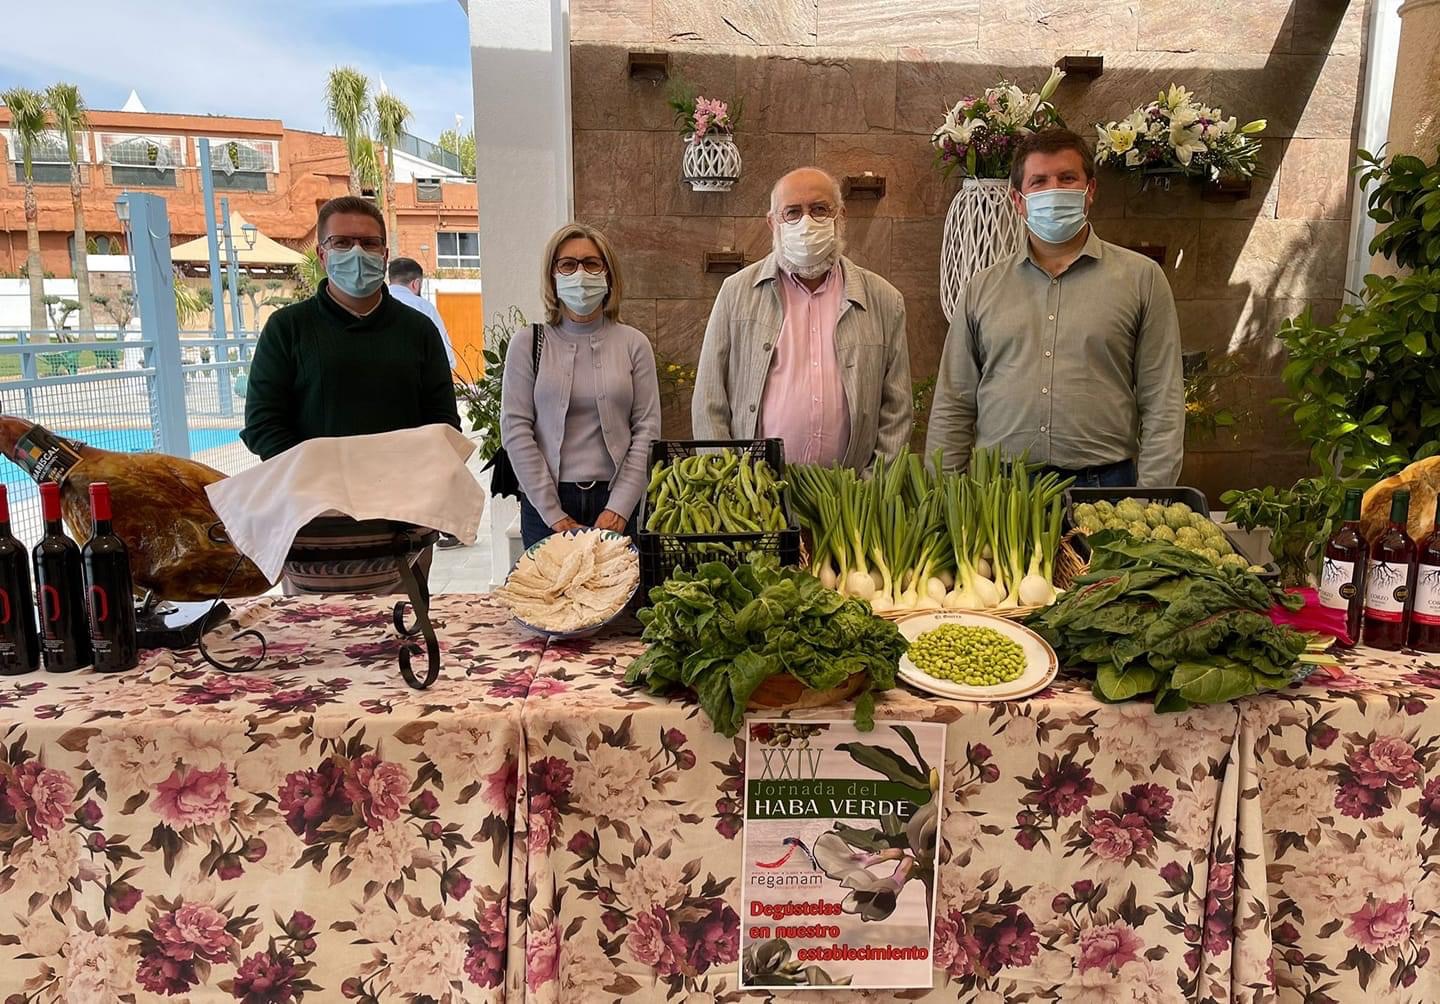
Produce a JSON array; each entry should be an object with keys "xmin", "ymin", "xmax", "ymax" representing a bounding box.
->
[{"xmin": 747, "ymin": 671, "xmax": 867, "ymax": 711}]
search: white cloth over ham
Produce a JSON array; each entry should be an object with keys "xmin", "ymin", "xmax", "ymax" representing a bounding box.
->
[{"xmin": 205, "ymin": 424, "xmax": 486, "ymax": 581}]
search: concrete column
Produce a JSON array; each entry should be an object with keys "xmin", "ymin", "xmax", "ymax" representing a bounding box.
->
[
  {"xmin": 466, "ymin": 0, "xmax": 573, "ymax": 580},
  {"xmin": 467, "ymin": 0, "xmax": 573, "ymax": 321},
  {"xmin": 1387, "ymin": 0, "xmax": 1440, "ymax": 157}
]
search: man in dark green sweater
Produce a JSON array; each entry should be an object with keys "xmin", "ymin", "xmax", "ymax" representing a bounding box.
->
[{"xmin": 241, "ymin": 196, "xmax": 461, "ymax": 461}]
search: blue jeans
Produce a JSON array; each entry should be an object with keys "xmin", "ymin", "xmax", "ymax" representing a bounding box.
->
[
  {"xmin": 1041, "ymin": 459, "xmax": 1138, "ymax": 488},
  {"xmin": 519, "ymin": 482, "xmax": 633, "ymax": 549}
]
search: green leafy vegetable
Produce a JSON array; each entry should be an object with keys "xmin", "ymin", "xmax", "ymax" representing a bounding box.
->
[
  {"xmin": 1027, "ymin": 532, "xmax": 1309, "ymax": 712},
  {"xmin": 624, "ymin": 554, "xmax": 907, "ymax": 737}
]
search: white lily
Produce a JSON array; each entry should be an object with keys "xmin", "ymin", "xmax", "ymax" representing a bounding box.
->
[
  {"xmin": 1105, "ymin": 121, "xmax": 1138, "ymax": 154},
  {"xmin": 1164, "ymin": 83, "xmax": 1195, "ymax": 110},
  {"xmin": 1038, "ymin": 65, "xmax": 1066, "ymax": 101},
  {"xmin": 1169, "ymin": 121, "xmax": 1207, "ymax": 165},
  {"xmin": 1125, "ymin": 148, "xmax": 1144, "ymax": 167}
]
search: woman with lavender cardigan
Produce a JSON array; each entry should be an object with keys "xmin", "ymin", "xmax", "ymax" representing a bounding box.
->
[{"xmin": 501, "ymin": 223, "xmax": 662, "ymax": 549}]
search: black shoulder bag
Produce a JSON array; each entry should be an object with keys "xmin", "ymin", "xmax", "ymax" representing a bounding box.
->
[{"xmin": 482, "ymin": 323, "xmax": 545, "ymax": 500}]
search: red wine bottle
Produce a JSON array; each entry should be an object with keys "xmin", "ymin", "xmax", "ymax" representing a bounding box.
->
[
  {"xmin": 82, "ymin": 483, "xmax": 138, "ymax": 673},
  {"xmin": 1411, "ymin": 503, "xmax": 1440, "ymax": 653},
  {"xmin": 1318, "ymin": 488, "xmax": 1366, "ymax": 647},
  {"xmin": 0, "ymin": 485, "xmax": 39, "ymax": 675},
  {"xmin": 1363, "ymin": 488, "xmax": 1416, "ymax": 651},
  {"xmin": 32, "ymin": 481, "xmax": 91, "ymax": 672}
]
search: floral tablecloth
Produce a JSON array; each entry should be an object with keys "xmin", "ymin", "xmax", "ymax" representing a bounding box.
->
[
  {"xmin": 0, "ymin": 595, "xmax": 542, "ymax": 1004},
  {"xmin": 510, "ymin": 625, "xmax": 1440, "ymax": 1004}
]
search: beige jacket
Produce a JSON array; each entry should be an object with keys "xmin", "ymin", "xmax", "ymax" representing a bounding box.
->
[{"xmin": 691, "ymin": 254, "xmax": 913, "ymax": 470}]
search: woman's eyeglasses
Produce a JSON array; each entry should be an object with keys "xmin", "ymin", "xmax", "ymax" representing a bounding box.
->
[{"xmin": 554, "ymin": 256, "xmax": 608, "ymax": 276}]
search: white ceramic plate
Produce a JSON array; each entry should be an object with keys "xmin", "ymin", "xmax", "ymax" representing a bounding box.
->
[
  {"xmin": 894, "ymin": 610, "xmax": 1058, "ymax": 702},
  {"xmin": 508, "ymin": 530, "xmax": 640, "ymax": 640}
]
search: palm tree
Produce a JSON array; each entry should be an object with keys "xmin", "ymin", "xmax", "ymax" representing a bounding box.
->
[
  {"xmin": 45, "ymin": 83, "xmax": 94, "ymax": 334},
  {"xmin": 354, "ymin": 137, "xmax": 383, "ymax": 198},
  {"xmin": 374, "ymin": 92, "xmax": 411, "ymax": 248},
  {"xmin": 324, "ymin": 67, "xmax": 371, "ymax": 196},
  {"xmin": 1, "ymin": 87, "xmax": 51, "ymax": 342}
]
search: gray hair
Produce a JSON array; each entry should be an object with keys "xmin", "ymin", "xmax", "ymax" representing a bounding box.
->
[{"xmin": 769, "ymin": 167, "xmax": 845, "ymax": 215}]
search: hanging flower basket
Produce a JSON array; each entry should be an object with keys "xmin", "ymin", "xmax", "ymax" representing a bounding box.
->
[
  {"xmin": 940, "ymin": 178, "xmax": 1025, "ymax": 323},
  {"xmin": 681, "ymin": 132, "xmax": 742, "ymax": 193}
]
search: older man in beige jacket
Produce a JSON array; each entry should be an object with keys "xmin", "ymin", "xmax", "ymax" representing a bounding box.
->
[{"xmin": 692, "ymin": 167, "xmax": 912, "ymax": 471}]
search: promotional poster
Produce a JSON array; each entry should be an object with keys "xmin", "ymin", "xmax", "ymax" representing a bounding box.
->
[{"xmin": 739, "ymin": 719, "xmax": 946, "ymax": 990}]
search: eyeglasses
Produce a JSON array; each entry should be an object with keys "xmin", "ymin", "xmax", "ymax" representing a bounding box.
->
[
  {"xmin": 321, "ymin": 235, "xmax": 386, "ymax": 253},
  {"xmin": 779, "ymin": 203, "xmax": 836, "ymax": 224},
  {"xmin": 554, "ymin": 256, "xmax": 607, "ymax": 276}
]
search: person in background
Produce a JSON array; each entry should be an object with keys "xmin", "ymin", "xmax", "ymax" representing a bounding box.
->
[
  {"xmin": 692, "ymin": 166, "xmax": 912, "ymax": 471},
  {"xmin": 388, "ymin": 257, "xmax": 457, "ymax": 369},
  {"xmin": 925, "ymin": 128, "xmax": 1184, "ymax": 487},
  {"xmin": 500, "ymin": 223, "xmax": 661, "ymax": 549},
  {"xmin": 387, "ymin": 256, "xmax": 464, "ymax": 549},
  {"xmin": 242, "ymin": 195, "xmax": 459, "ymax": 460}
]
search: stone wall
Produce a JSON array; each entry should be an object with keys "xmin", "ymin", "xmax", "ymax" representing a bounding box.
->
[{"xmin": 569, "ymin": 0, "xmax": 1367, "ymax": 498}]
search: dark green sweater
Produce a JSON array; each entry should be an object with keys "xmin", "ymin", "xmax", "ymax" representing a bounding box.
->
[{"xmin": 241, "ymin": 281, "xmax": 461, "ymax": 461}]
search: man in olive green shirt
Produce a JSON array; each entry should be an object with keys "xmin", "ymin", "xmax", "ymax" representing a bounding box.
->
[{"xmin": 926, "ymin": 129, "xmax": 1184, "ymax": 486}]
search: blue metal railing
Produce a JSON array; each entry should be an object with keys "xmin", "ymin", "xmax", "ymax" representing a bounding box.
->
[{"xmin": 0, "ymin": 326, "xmax": 262, "ymax": 547}]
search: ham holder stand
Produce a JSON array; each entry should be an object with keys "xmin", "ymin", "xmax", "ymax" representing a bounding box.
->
[{"xmin": 196, "ymin": 517, "xmax": 442, "ymax": 689}]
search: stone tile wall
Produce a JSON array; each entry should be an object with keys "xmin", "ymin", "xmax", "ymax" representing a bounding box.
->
[{"xmin": 570, "ymin": 0, "xmax": 1367, "ymax": 498}]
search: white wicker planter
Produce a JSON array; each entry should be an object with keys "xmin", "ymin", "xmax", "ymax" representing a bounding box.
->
[
  {"xmin": 682, "ymin": 133, "xmax": 742, "ymax": 192},
  {"xmin": 940, "ymin": 178, "xmax": 1025, "ymax": 322}
]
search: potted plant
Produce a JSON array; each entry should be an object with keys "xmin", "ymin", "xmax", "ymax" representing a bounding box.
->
[
  {"xmin": 931, "ymin": 68, "xmax": 1065, "ymax": 321},
  {"xmin": 1095, "ymin": 85, "xmax": 1265, "ymax": 193},
  {"xmin": 668, "ymin": 79, "xmax": 742, "ymax": 193}
]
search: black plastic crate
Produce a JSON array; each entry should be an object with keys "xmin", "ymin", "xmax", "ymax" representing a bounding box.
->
[
  {"xmin": 635, "ymin": 438, "xmax": 802, "ymax": 593},
  {"xmin": 1063, "ymin": 485, "xmax": 1280, "ymax": 578}
]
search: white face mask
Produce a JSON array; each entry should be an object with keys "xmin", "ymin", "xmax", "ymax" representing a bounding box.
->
[
  {"xmin": 776, "ymin": 215, "xmax": 839, "ymax": 278},
  {"xmin": 554, "ymin": 271, "xmax": 609, "ymax": 316}
]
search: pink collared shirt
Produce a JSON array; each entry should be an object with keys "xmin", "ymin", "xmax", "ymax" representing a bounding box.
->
[{"xmin": 759, "ymin": 264, "xmax": 851, "ymax": 465}]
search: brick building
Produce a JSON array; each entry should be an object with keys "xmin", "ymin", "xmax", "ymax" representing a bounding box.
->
[{"xmin": 0, "ymin": 105, "xmax": 479, "ymax": 278}]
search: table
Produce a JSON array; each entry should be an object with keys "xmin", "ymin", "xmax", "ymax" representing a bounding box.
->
[
  {"xmin": 4, "ymin": 594, "xmax": 1438, "ymax": 1003},
  {"xmin": 0, "ymin": 595, "xmax": 541, "ymax": 1004},
  {"xmin": 510, "ymin": 623, "xmax": 1440, "ymax": 1004}
]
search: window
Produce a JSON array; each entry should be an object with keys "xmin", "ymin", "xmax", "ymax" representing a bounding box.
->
[
  {"xmin": 5, "ymin": 130, "xmax": 72, "ymax": 184},
  {"xmin": 13, "ymin": 163, "xmax": 69, "ymax": 184},
  {"xmin": 101, "ymin": 133, "xmax": 182, "ymax": 188},
  {"xmin": 415, "ymin": 178, "xmax": 442, "ymax": 203},
  {"xmin": 215, "ymin": 171, "xmax": 268, "ymax": 191},
  {"xmin": 436, "ymin": 231, "xmax": 480, "ymax": 269},
  {"xmin": 111, "ymin": 165, "xmax": 177, "ymax": 187},
  {"xmin": 202, "ymin": 137, "xmax": 277, "ymax": 192}
]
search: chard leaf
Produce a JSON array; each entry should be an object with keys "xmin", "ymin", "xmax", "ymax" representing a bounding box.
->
[
  {"xmin": 1171, "ymin": 660, "xmax": 1258, "ymax": 705},
  {"xmin": 1095, "ymin": 662, "xmax": 1159, "ymax": 702}
]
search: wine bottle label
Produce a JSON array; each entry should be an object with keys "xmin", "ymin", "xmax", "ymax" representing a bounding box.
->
[
  {"xmin": 1319, "ymin": 559, "xmax": 1358, "ymax": 611},
  {"xmin": 1415, "ymin": 566, "xmax": 1440, "ymax": 626},
  {"xmin": 1365, "ymin": 559, "xmax": 1410, "ymax": 620},
  {"xmin": 12, "ymin": 428, "xmax": 83, "ymax": 485}
]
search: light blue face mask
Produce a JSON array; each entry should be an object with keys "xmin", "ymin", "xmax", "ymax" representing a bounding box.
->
[
  {"xmin": 1022, "ymin": 187, "xmax": 1089, "ymax": 245},
  {"xmin": 325, "ymin": 245, "xmax": 387, "ymax": 298}
]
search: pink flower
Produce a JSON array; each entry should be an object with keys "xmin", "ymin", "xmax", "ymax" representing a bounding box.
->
[
  {"xmin": 1349, "ymin": 736, "xmax": 1421, "ymax": 789},
  {"xmin": 153, "ymin": 766, "xmax": 232, "ymax": 828},
  {"xmin": 483, "ymin": 756, "xmax": 517, "ymax": 815},
  {"xmin": 1345, "ymin": 897, "xmax": 1410, "ymax": 951},
  {"xmin": 11, "ymin": 763, "xmax": 76, "ymax": 839},
  {"xmin": 1086, "ymin": 812, "xmax": 1139, "ymax": 861},
  {"xmin": 933, "ymin": 913, "xmax": 980, "ymax": 978},
  {"xmin": 525, "ymin": 921, "xmax": 559, "ymax": 990},
  {"xmin": 527, "ymin": 676, "xmax": 568, "ymax": 698},
  {"xmin": 343, "ymin": 754, "xmax": 409, "ymax": 828},
  {"xmin": 627, "ymin": 907, "xmax": 683, "ymax": 977},
  {"xmin": 152, "ymin": 903, "xmax": 234, "ymax": 963},
  {"xmin": 1078, "ymin": 921, "xmax": 1144, "ymax": 973}
]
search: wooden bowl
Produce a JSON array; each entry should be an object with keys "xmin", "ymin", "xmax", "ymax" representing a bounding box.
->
[{"xmin": 747, "ymin": 672, "xmax": 867, "ymax": 710}]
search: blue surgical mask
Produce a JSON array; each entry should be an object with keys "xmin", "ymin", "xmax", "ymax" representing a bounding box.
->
[
  {"xmin": 1022, "ymin": 187, "xmax": 1089, "ymax": 245},
  {"xmin": 325, "ymin": 246, "xmax": 387, "ymax": 298},
  {"xmin": 554, "ymin": 271, "xmax": 609, "ymax": 316}
]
